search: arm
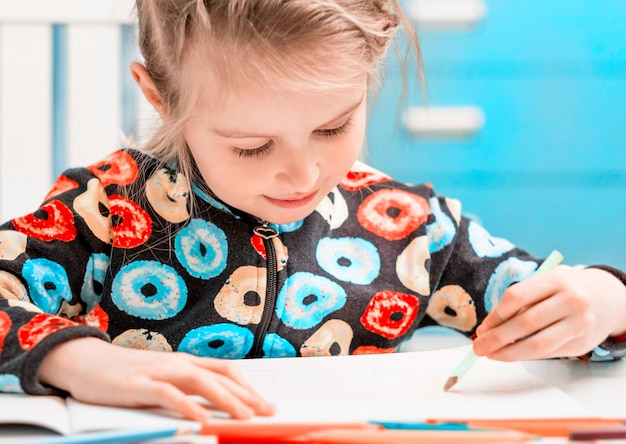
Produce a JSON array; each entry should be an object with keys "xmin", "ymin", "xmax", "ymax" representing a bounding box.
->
[
  {"xmin": 423, "ymin": 193, "xmax": 626, "ymax": 361},
  {"xmin": 473, "ymin": 265, "xmax": 626, "ymax": 361},
  {"xmin": 0, "ymin": 149, "xmax": 274, "ymax": 422},
  {"xmin": 38, "ymin": 337, "xmax": 274, "ymax": 422}
]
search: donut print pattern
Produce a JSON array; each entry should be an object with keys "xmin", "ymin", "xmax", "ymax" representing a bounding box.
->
[
  {"xmin": 250, "ymin": 235, "xmax": 289, "ymax": 271},
  {"xmin": 315, "ymin": 187, "xmax": 348, "ymax": 229},
  {"xmin": 22, "ymin": 259, "xmax": 72, "ymax": 314},
  {"xmin": 426, "ymin": 197, "xmax": 456, "ymax": 253},
  {"xmin": 468, "ymin": 221, "xmax": 515, "ymax": 258},
  {"xmin": 339, "ymin": 169, "xmax": 391, "ymax": 191},
  {"xmin": 426, "ymin": 285, "xmax": 477, "ymax": 332},
  {"xmin": 300, "ymin": 319, "xmax": 353, "ymax": 356},
  {"xmin": 0, "ymin": 374, "xmax": 23, "ymax": 393},
  {"xmin": 146, "ymin": 168, "xmax": 190, "ymax": 223},
  {"xmin": 80, "ymin": 253, "xmax": 110, "ymax": 312},
  {"xmin": 214, "ymin": 266, "xmax": 267, "ymax": 325},
  {"xmin": 17, "ymin": 313, "xmax": 75, "ymax": 350},
  {"xmin": 73, "ymin": 179, "xmax": 113, "ymax": 244},
  {"xmin": 0, "ymin": 271, "xmax": 27, "ymax": 301},
  {"xmin": 0, "ymin": 312, "xmax": 10, "ymax": 355},
  {"xmin": 276, "ymin": 272, "xmax": 347, "ymax": 330},
  {"xmin": 112, "ymin": 328, "xmax": 172, "ymax": 351},
  {"xmin": 484, "ymin": 257, "xmax": 537, "ymax": 312},
  {"xmin": 109, "ymin": 194, "xmax": 152, "ymax": 249},
  {"xmin": 178, "ymin": 323, "xmax": 254, "ymax": 359},
  {"xmin": 357, "ymin": 189, "xmax": 429, "ymax": 241},
  {"xmin": 0, "ymin": 230, "xmax": 27, "ymax": 261},
  {"xmin": 396, "ymin": 235, "xmax": 431, "ymax": 295},
  {"xmin": 262, "ymin": 333, "xmax": 297, "ymax": 358},
  {"xmin": 111, "ymin": 260, "xmax": 188, "ymax": 320},
  {"xmin": 316, "ymin": 237, "xmax": 380, "ymax": 285},
  {"xmin": 175, "ymin": 218, "xmax": 228, "ymax": 280},
  {"xmin": 360, "ymin": 290, "xmax": 420, "ymax": 339},
  {"xmin": 86, "ymin": 149, "xmax": 139, "ymax": 187},
  {"xmin": 44, "ymin": 175, "xmax": 79, "ymax": 201},
  {"xmin": 12, "ymin": 200, "xmax": 77, "ymax": 242}
]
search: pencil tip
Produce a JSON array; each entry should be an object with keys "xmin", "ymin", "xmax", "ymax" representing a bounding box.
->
[{"xmin": 443, "ymin": 376, "xmax": 457, "ymax": 392}]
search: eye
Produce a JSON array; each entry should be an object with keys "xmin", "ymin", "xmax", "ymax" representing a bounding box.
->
[
  {"xmin": 231, "ymin": 141, "xmax": 274, "ymax": 158},
  {"xmin": 316, "ymin": 117, "xmax": 353, "ymax": 138}
]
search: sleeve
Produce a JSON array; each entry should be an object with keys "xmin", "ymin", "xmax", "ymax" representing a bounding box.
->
[
  {"xmin": 584, "ymin": 265, "xmax": 626, "ymax": 359},
  {"xmin": 421, "ymin": 192, "xmax": 626, "ymax": 361},
  {"xmin": 0, "ymin": 149, "xmax": 143, "ymax": 395}
]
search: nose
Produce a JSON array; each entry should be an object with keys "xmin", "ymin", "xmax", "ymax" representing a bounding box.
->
[{"xmin": 275, "ymin": 145, "xmax": 320, "ymax": 193}]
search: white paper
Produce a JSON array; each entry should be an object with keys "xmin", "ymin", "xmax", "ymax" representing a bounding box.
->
[{"xmin": 233, "ymin": 345, "xmax": 592, "ymax": 423}]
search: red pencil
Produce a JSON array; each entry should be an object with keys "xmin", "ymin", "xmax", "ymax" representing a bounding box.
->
[{"xmin": 570, "ymin": 427, "xmax": 626, "ymax": 441}]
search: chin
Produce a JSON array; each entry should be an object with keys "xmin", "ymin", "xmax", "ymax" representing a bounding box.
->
[{"xmin": 259, "ymin": 206, "xmax": 317, "ymax": 226}]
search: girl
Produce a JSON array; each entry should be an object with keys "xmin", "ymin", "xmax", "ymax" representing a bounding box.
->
[{"xmin": 1, "ymin": 0, "xmax": 625, "ymax": 425}]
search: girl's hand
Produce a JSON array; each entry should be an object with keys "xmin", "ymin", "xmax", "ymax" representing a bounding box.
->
[
  {"xmin": 38, "ymin": 337, "xmax": 275, "ymax": 424},
  {"xmin": 473, "ymin": 266, "xmax": 626, "ymax": 361}
]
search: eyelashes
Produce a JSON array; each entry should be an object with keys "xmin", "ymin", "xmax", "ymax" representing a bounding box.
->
[
  {"xmin": 316, "ymin": 117, "xmax": 353, "ymax": 138},
  {"xmin": 231, "ymin": 117, "xmax": 354, "ymax": 159}
]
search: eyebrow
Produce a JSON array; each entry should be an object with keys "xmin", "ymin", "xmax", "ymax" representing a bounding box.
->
[{"xmin": 211, "ymin": 94, "xmax": 365, "ymax": 139}]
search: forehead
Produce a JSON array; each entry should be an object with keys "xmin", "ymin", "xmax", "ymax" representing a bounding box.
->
[{"xmin": 181, "ymin": 38, "xmax": 372, "ymax": 112}]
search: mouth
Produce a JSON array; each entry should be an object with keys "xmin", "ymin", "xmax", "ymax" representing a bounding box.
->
[{"xmin": 264, "ymin": 190, "xmax": 318, "ymax": 209}]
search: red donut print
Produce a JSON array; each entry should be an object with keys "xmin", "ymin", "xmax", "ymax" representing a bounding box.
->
[
  {"xmin": 0, "ymin": 312, "xmax": 11, "ymax": 355},
  {"xmin": 44, "ymin": 176, "xmax": 79, "ymax": 201},
  {"xmin": 12, "ymin": 200, "xmax": 77, "ymax": 242},
  {"xmin": 340, "ymin": 170, "xmax": 390, "ymax": 191},
  {"xmin": 360, "ymin": 290, "xmax": 420, "ymax": 339},
  {"xmin": 357, "ymin": 189, "xmax": 429, "ymax": 241},
  {"xmin": 109, "ymin": 194, "xmax": 152, "ymax": 248},
  {"xmin": 352, "ymin": 344, "xmax": 396, "ymax": 355},
  {"xmin": 72, "ymin": 304, "xmax": 109, "ymax": 331},
  {"xmin": 18, "ymin": 313, "xmax": 76, "ymax": 351},
  {"xmin": 87, "ymin": 150, "xmax": 139, "ymax": 187},
  {"xmin": 250, "ymin": 234, "xmax": 267, "ymax": 259}
]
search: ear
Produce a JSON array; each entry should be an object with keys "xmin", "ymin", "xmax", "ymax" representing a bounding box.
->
[{"xmin": 130, "ymin": 61, "xmax": 168, "ymax": 118}]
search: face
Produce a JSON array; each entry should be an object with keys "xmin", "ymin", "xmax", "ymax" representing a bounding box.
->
[{"xmin": 182, "ymin": 78, "xmax": 368, "ymax": 225}]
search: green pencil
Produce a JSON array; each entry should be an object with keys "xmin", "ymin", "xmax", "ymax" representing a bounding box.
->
[{"xmin": 443, "ymin": 249, "xmax": 564, "ymax": 391}]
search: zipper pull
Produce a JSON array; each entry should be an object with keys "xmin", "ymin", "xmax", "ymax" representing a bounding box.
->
[{"xmin": 253, "ymin": 223, "xmax": 278, "ymax": 239}]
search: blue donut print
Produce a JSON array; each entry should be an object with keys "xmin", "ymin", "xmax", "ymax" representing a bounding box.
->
[
  {"xmin": 484, "ymin": 257, "xmax": 537, "ymax": 312},
  {"xmin": 111, "ymin": 260, "xmax": 188, "ymax": 320},
  {"xmin": 192, "ymin": 184, "xmax": 239, "ymax": 218},
  {"xmin": 276, "ymin": 272, "xmax": 347, "ymax": 330},
  {"xmin": 270, "ymin": 220, "xmax": 303, "ymax": 233},
  {"xmin": 262, "ymin": 333, "xmax": 297, "ymax": 358},
  {"xmin": 178, "ymin": 323, "xmax": 253, "ymax": 359},
  {"xmin": 175, "ymin": 218, "xmax": 228, "ymax": 280},
  {"xmin": 80, "ymin": 253, "xmax": 110, "ymax": 312},
  {"xmin": 426, "ymin": 197, "xmax": 456, "ymax": 253},
  {"xmin": 22, "ymin": 258, "xmax": 71, "ymax": 314},
  {"xmin": 468, "ymin": 221, "xmax": 515, "ymax": 258},
  {"xmin": 0, "ymin": 374, "xmax": 23, "ymax": 393},
  {"xmin": 316, "ymin": 237, "xmax": 380, "ymax": 285}
]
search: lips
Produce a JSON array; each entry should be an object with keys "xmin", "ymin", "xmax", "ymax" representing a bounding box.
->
[{"xmin": 264, "ymin": 190, "xmax": 318, "ymax": 209}]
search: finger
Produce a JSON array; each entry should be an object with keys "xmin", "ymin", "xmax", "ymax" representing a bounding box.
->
[
  {"xmin": 166, "ymin": 367, "xmax": 269, "ymax": 419},
  {"xmin": 190, "ymin": 356, "xmax": 256, "ymax": 391},
  {"xmin": 132, "ymin": 379, "xmax": 214, "ymax": 424},
  {"xmin": 475, "ymin": 294, "xmax": 569, "ymax": 356},
  {"xmin": 189, "ymin": 357, "xmax": 275, "ymax": 415},
  {"xmin": 485, "ymin": 319, "xmax": 576, "ymax": 361},
  {"xmin": 477, "ymin": 272, "xmax": 560, "ymax": 336},
  {"xmin": 210, "ymin": 372, "xmax": 276, "ymax": 416}
]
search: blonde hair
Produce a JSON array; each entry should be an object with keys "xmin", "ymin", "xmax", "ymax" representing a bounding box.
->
[{"xmin": 134, "ymin": 0, "xmax": 420, "ymax": 202}]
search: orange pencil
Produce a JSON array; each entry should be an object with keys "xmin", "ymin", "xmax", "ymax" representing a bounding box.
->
[
  {"xmin": 290, "ymin": 427, "xmax": 537, "ymax": 443},
  {"xmin": 427, "ymin": 418, "xmax": 626, "ymax": 437}
]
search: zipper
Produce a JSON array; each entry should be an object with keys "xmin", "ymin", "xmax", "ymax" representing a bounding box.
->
[{"xmin": 249, "ymin": 222, "xmax": 279, "ymax": 358}]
